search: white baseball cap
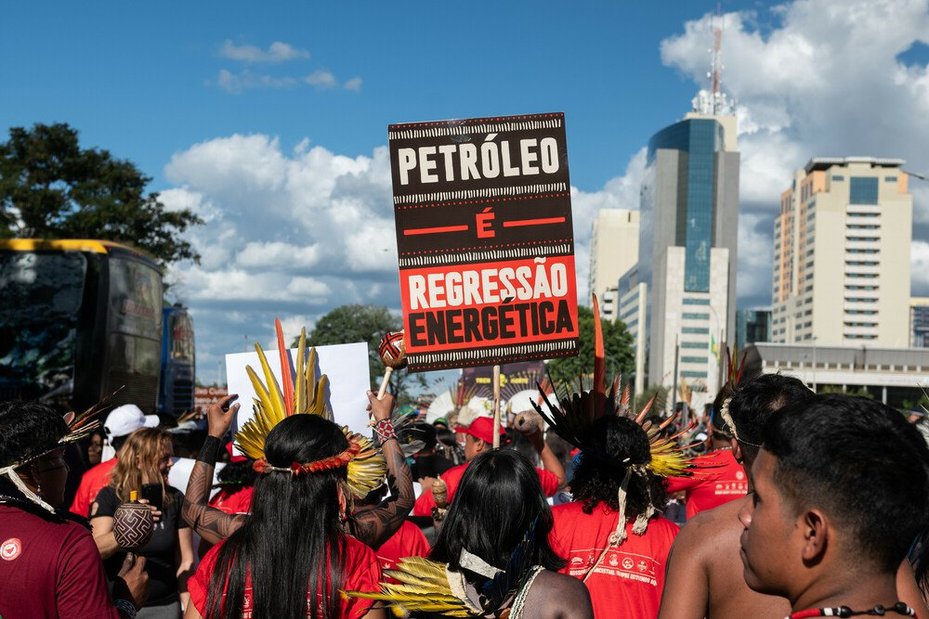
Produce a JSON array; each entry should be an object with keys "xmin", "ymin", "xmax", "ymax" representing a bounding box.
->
[{"xmin": 104, "ymin": 404, "xmax": 159, "ymax": 438}]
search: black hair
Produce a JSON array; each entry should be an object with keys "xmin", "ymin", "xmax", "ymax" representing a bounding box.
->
[
  {"xmin": 110, "ymin": 433, "xmax": 129, "ymax": 453},
  {"xmin": 728, "ymin": 373, "xmax": 813, "ymax": 464},
  {"xmin": 206, "ymin": 415, "xmax": 349, "ymax": 618},
  {"xmin": 216, "ymin": 459, "xmax": 257, "ymax": 489},
  {"xmin": 0, "ymin": 401, "xmax": 70, "ymax": 520},
  {"xmin": 569, "ymin": 415, "xmax": 667, "ymax": 518},
  {"xmin": 763, "ymin": 395, "xmax": 929, "ymax": 591},
  {"xmin": 431, "ymin": 449, "xmax": 564, "ymax": 594},
  {"xmin": 0, "ymin": 400, "xmax": 67, "ymax": 469}
]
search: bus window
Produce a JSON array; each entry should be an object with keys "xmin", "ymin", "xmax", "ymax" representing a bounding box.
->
[
  {"xmin": 0, "ymin": 252, "xmax": 87, "ymax": 401},
  {"xmin": 107, "ymin": 257, "xmax": 162, "ymax": 340}
]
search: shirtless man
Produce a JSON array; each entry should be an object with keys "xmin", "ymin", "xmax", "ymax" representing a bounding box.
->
[
  {"xmin": 659, "ymin": 374, "xmax": 812, "ymax": 619},
  {"xmin": 659, "ymin": 376, "xmax": 929, "ymax": 618},
  {"xmin": 739, "ymin": 395, "xmax": 929, "ymax": 618}
]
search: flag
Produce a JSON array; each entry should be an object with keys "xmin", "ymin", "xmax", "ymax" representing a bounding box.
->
[{"xmin": 710, "ymin": 334, "xmax": 719, "ymax": 359}]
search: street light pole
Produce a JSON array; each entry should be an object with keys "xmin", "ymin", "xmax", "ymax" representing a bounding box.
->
[{"xmin": 812, "ymin": 336, "xmax": 818, "ymax": 393}]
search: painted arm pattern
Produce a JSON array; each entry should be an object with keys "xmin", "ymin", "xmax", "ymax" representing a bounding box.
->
[
  {"xmin": 349, "ymin": 437, "xmax": 415, "ymax": 548},
  {"xmin": 180, "ymin": 458, "xmax": 247, "ymax": 545}
]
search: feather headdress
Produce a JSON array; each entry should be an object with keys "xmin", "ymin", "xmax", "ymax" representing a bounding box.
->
[
  {"xmin": 531, "ymin": 296, "xmax": 695, "ymax": 556},
  {"xmin": 716, "ymin": 346, "xmax": 751, "ymax": 443},
  {"xmin": 233, "ymin": 319, "xmax": 386, "ymax": 499},
  {"xmin": 345, "ymin": 556, "xmax": 473, "ymax": 617},
  {"xmin": 532, "ymin": 295, "xmax": 694, "ymax": 481}
]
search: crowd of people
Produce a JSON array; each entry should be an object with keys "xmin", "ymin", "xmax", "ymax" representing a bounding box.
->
[{"xmin": 1, "ymin": 339, "xmax": 929, "ymax": 618}]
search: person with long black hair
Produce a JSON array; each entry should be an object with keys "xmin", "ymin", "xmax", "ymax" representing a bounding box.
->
[
  {"xmin": 185, "ymin": 413, "xmax": 384, "ymax": 618},
  {"xmin": 346, "ymin": 448, "xmax": 592, "ymax": 618},
  {"xmin": 183, "ymin": 328, "xmax": 409, "ymax": 618},
  {"xmin": 182, "ymin": 338, "xmax": 414, "ymax": 553}
]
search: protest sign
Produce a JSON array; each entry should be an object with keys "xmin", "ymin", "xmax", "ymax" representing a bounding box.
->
[
  {"xmin": 388, "ymin": 112, "xmax": 579, "ymax": 371},
  {"xmin": 194, "ymin": 385, "xmax": 228, "ymax": 414},
  {"xmin": 226, "ymin": 341, "xmax": 371, "ymax": 436}
]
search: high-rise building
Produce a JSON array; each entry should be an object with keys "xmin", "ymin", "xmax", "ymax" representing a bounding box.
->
[
  {"xmin": 617, "ymin": 266, "xmax": 647, "ymax": 395},
  {"xmin": 771, "ymin": 158, "xmax": 912, "ymax": 347},
  {"xmin": 589, "ymin": 209, "xmax": 639, "ymax": 321},
  {"xmin": 909, "ymin": 298, "xmax": 929, "ymax": 347},
  {"xmin": 735, "ymin": 309, "xmax": 772, "ymax": 348},
  {"xmin": 638, "ymin": 110, "xmax": 740, "ymax": 393}
]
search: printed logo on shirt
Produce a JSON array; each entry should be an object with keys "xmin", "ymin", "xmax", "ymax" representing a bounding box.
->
[
  {"xmin": 566, "ymin": 548, "xmax": 660, "ymax": 587},
  {"xmin": 714, "ymin": 481, "xmax": 748, "ymax": 496},
  {"xmin": 0, "ymin": 538, "xmax": 22, "ymax": 561}
]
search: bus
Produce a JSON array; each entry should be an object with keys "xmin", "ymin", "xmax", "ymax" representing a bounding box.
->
[
  {"xmin": 0, "ymin": 239, "xmax": 164, "ymax": 413},
  {"xmin": 159, "ymin": 304, "xmax": 195, "ymax": 417}
]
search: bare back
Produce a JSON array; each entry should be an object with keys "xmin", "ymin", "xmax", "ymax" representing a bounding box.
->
[
  {"xmin": 520, "ymin": 570, "xmax": 594, "ymax": 619},
  {"xmin": 658, "ymin": 497, "xmax": 789, "ymax": 619}
]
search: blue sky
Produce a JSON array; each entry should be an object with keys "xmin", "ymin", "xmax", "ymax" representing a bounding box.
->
[
  {"xmin": 4, "ymin": 0, "xmax": 929, "ymax": 383},
  {"xmin": 3, "ymin": 0, "xmax": 761, "ymax": 190}
]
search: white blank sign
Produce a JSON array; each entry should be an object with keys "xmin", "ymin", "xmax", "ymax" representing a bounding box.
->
[{"xmin": 226, "ymin": 341, "xmax": 372, "ymax": 441}]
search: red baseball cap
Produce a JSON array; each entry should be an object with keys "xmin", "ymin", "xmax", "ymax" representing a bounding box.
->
[
  {"xmin": 226, "ymin": 441, "xmax": 248, "ymax": 464},
  {"xmin": 456, "ymin": 416, "xmax": 505, "ymax": 444}
]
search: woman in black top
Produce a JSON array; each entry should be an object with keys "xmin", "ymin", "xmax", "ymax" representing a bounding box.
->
[{"xmin": 91, "ymin": 427, "xmax": 194, "ymax": 618}]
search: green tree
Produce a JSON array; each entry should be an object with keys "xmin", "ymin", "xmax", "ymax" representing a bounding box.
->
[
  {"xmin": 296, "ymin": 304, "xmax": 426, "ymax": 401},
  {"xmin": 547, "ymin": 305, "xmax": 635, "ymax": 388},
  {"xmin": 0, "ymin": 123, "xmax": 202, "ymax": 265}
]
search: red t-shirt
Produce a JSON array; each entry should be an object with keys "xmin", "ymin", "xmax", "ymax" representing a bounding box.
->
[
  {"xmin": 664, "ymin": 449, "xmax": 747, "ymax": 519},
  {"xmin": 189, "ymin": 534, "xmax": 381, "ymax": 618},
  {"xmin": 0, "ymin": 505, "xmax": 119, "ymax": 618},
  {"xmin": 550, "ymin": 502, "xmax": 678, "ymax": 619},
  {"xmin": 413, "ymin": 461, "xmax": 560, "ymax": 516},
  {"xmin": 375, "ymin": 520, "xmax": 430, "ymax": 574},
  {"xmin": 208, "ymin": 486, "xmax": 254, "ymax": 515},
  {"xmin": 69, "ymin": 457, "xmax": 118, "ymax": 518}
]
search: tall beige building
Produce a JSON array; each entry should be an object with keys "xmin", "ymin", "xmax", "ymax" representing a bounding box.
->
[
  {"xmin": 589, "ymin": 209, "xmax": 639, "ymax": 320},
  {"xmin": 772, "ymin": 157, "xmax": 912, "ymax": 346}
]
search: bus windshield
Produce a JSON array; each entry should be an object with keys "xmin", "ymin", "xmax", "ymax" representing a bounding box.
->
[
  {"xmin": 0, "ymin": 251, "xmax": 87, "ymax": 400},
  {"xmin": 169, "ymin": 311, "xmax": 195, "ymax": 361}
]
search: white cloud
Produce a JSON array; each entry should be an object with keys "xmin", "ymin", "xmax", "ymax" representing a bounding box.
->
[
  {"xmin": 305, "ymin": 69, "xmax": 337, "ymax": 90},
  {"xmin": 236, "ymin": 241, "xmax": 320, "ymax": 270},
  {"xmin": 163, "ymin": 134, "xmax": 398, "ymax": 372},
  {"xmin": 659, "ymin": 0, "xmax": 929, "ymax": 305},
  {"xmin": 220, "ymin": 40, "xmax": 309, "ymax": 63},
  {"xmin": 215, "ymin": 68, "xmax": 362, "ymax": 95},
  {"xmin": 217, "ymin": 69, "xmax": 298, "ymax": 94}
]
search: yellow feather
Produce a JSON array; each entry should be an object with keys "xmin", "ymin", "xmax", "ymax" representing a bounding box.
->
[
  {"xmin": 245, "ymin": 367, "xmax": 274, "ymax": 421},
  {"xmin": 255, "ymin": 343, "xmax": 286, "ymax": 420},
  {"xmin": 294, "ymin": 328, "xmax": 307, "ymax": 414}
]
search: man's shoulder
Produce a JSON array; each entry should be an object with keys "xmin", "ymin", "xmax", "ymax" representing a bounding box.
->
[
  {"xmin": 531, "ymin": 569, "xmax": 589, "ymax": 600},
  {"xmin": 674, "ymin": 499, "xmax": 743, "ymax": 556}
]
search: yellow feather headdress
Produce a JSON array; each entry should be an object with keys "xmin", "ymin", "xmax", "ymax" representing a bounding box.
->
[
  {"xmin": 234, "ymin": 319, "xmax": 386, "ymax": 499},
  {"xmin": 344, "ymin": 556, "xmax": 476, "ymax": 618}
]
